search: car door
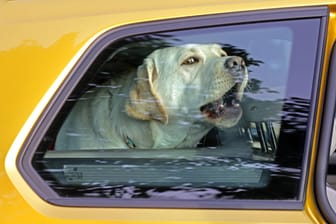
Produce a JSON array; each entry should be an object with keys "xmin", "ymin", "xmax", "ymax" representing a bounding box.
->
[{"xmin": 2, "ymin": 2, "xmax": 336, "ymax": 224}]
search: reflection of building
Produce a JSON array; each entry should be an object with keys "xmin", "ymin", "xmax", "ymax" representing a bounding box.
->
[{"xmin": 213, "ymin": 97, "xmax": 310, "ymax": 161}]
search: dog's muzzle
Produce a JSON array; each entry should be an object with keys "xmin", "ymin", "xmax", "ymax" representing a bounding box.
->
[
  {"xmin": 200, "ymin": 56, "xmax": 247, "ymax": 121},
  {"xmin": 200, "ymin": 84, "xmax": 241, "ymax": 119}
]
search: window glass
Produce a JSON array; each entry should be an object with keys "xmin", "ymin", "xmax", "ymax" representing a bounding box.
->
[{"xmin": 33, "ymin": 18, "xmax": 320, "ymax": 204}]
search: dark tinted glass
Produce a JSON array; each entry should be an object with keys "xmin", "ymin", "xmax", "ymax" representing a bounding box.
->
[{"xmin": 32, "ymin": 18, "xmax": 320, "ymax": 206}]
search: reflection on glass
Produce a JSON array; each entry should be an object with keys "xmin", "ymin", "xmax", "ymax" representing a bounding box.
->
[{"xmin": 33, "ymin": 18, "xmax": 321, "ymax": 203}]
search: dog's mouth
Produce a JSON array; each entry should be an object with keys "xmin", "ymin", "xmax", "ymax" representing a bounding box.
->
[{"xmin": 200, "ymin": 84, "xmax": 242, "ymax": 120}]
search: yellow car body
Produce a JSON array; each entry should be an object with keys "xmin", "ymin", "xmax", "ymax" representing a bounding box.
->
[{"xmin": 1, "ymin": 0, "xmax": 336, "ymax": 223}]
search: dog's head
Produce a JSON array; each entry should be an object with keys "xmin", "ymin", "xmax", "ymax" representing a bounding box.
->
[{"xmin": 125, "ymin": 44, "xmax": 248, "ymax": 128}]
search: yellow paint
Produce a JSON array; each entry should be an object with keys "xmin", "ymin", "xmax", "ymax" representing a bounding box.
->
[
  {"xmin": 304, "ymin": 5, "xmax": 336, "ymax": 224},
  {"xmin": 1, "ymin": 0, "xmax": 336, "ymax": 223}
]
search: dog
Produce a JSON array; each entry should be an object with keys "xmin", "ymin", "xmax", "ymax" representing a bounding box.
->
[{"xmin": 55, "ymin": 44, "xmax": 248, "ymax": 150}]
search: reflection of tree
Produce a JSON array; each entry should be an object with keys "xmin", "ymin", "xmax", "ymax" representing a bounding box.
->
[
  {"xmin": 277, "ymin": 97, "xmax": 310, "ymax": 167},
  {"xmin": 105, "ymin": 34, "xmax": 176, "ymax": 67},
  {"xmin": 86, "ymin": 35, "xmax": 264, "ymax": 86},
  {"xmin": 221, "ymin": 44, "xmax": 263, "ymax": 67},
  {"xmin": 90, "ymin": 34, "xmax": 176, "ymax": 84},
  {"xmin": 281, "ymin": 97, "xmax": 310, "ymax": 132},
  {"xmin": 246, "ymin": 78, "xmax": 280, "ymax": 94},
  {"xmin": 246, "ymin": 78, "xmax": 262, "ymax": 93}
]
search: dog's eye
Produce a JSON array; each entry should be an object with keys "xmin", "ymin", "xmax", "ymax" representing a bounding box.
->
[
  {"xmin": 220, "ymin": 52, "xmax": 227, "ymax": 57},
  {"xmin": 182, "ymin": 57, "xmax": 200, "ymax": 65}
]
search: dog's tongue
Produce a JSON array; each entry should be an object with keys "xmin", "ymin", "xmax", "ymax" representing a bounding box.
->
[{"xmin": 200, "ymin": 98, "xmax": 225, "ymax": 119}]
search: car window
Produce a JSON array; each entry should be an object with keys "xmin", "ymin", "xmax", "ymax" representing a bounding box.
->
[{"xmin": 27, "ymin": 17, "xmax": 322, "ymax": 208}]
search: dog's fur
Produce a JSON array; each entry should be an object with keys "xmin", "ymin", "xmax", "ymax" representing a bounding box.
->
[{"xmin": 55, "ymin": 44, "xmax": 248, "ymax": 150}]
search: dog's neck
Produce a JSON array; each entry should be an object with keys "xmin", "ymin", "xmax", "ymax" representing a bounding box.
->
[
  {"xmin": 109, "ymin": 78, "xmax": 213, "ymax": 149},
  {"xmin": 152, "ymin": 121, "xmax": 212, "ymax": 148},
  {"xmin": 119, "ymin": 117, "xmax": 212, "ymax": 149}
]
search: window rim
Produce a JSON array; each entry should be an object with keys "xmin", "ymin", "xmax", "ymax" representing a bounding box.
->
[
  {"xmin": 17, "ymin": 6, "xmax": 328, "ymax": 209},
  {"xmin": 315, "ymin": 42, "xmax": 336, "ymax": 223}
]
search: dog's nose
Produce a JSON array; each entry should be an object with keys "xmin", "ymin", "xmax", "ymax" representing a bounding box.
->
[{"xmin": 225, "ymin": 56, "xmax": 245, "ymax": 71}]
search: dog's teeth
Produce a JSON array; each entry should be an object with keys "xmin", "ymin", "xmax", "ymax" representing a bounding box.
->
[
  {"xmin": 218, "ymin": 104, "xmax": 225, "ymax": 113},
  {"xmin": 232, "ymin": 99, "xmax": 240, "ymax": 107}
]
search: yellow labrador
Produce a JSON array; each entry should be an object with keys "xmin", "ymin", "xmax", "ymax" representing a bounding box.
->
[{"xmin": 55, "ymin": 44, "xmax": 248, "ymax": 150}]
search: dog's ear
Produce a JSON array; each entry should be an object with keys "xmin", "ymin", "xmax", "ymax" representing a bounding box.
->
[{"xmin": 125, "ymin": 58, "xmax": 168, "ymax": 124}]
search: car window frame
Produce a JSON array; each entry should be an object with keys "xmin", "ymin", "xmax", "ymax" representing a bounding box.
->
[
  {"xmin": 316, "ymin": 42, "xmax": 336, "ymax": 223},
  {"xmin": 16, "ymin": 6, "xmax": 328, "ymax": 210}
]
